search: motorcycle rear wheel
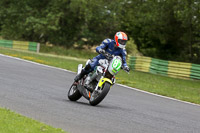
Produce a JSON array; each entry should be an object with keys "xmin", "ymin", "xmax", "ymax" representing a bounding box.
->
[
  {"xmin": 89, "ymin": 82, "xmax": 111, "ymax": 106},
  {"xmin": 68, "ymin": 83, "xmax": 82, "ymax": 101}
]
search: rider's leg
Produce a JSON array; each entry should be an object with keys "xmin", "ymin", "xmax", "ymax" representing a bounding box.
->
[
  {"xmin": 74, "ymin": 64, "xmax": 92, "ymax": 82},
  {"xmin": 74, "ymin": 56, "xmax": 100, "ymax": 82}
]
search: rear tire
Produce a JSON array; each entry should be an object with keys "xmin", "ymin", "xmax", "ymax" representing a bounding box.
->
[
  {"xmin": 68, "ymin": 83, "xmax": 82, "ymax": 101},
  {"xmin": 89, "ymin": 82, "xmax": 111, "ymax": 106}
]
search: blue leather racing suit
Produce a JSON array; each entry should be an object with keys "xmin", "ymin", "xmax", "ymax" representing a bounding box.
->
[{"xmin": 87, "ymin": 38, "xmax": 128, "ymax": 73}]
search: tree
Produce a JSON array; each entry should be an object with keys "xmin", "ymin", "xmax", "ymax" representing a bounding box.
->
[
  {"xmin": 122, "ymin": 0, "xmax": 200, "ymax": 63},
  {"xmin": 0, "ymin": 0, "xmax": 199, "ymax": 63}
]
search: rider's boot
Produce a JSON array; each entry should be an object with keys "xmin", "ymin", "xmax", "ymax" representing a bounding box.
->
[{"xmin": 74, "ymin": 64, "xmax": 91, "ymax": 82}]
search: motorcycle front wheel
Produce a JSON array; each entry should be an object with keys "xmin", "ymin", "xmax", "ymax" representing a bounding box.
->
[
  {"xmin": 68, "ymin": 83, "xmax": 82, "ymax": 101},
  {"xmin": 89, "ymin": 82, "xmax": 111, "ymax": 106}
]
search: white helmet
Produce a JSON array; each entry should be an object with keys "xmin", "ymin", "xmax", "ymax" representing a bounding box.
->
[{"xmin": 114, "ymin": 31, "xmax": 128, "ymax": 49}]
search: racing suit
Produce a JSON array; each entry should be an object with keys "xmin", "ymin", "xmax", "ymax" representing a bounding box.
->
[
  {"xmin": 90, "ymin": 38, "xmax": 128, "ymax": 71},
  {"xmin": 74, "ymin": 38, "xmax": 128, "ymax": 82}
]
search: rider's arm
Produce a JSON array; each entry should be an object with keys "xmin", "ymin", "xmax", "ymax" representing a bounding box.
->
[
  {"xmin": 121, "ymin": 48, "xmax": 128, "ymax": 67},
  {"xmin": 96, "ymin": 39, "xmax": 111, "ymax": 54}
]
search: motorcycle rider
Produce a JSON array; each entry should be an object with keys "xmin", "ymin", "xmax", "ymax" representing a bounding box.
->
[{"xmin": 74, "ymin": 31, "xmax": 130, "ymax": 82}]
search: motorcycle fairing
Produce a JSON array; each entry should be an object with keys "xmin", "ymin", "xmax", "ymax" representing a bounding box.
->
[{"xmin": 98, "ymin": 77, "xmax": 113, "ymax": 88}]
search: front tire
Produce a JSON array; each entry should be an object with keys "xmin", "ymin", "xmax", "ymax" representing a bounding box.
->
[
  {"xmin": 89, "ymin": 82, "xmax": 111, "ymax": 106},
  {"xmin": 68, "ymin": 83, "xmax": 82, "ymax": 101}
]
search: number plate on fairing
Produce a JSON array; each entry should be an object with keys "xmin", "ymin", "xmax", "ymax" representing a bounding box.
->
[{"xmin": 108, "ymin": 56, "xmax": 122, "ymax": 75}]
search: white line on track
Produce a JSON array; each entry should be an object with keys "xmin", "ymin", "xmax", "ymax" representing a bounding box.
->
[{"xmin": 1, "ymin": 53, "xmax": 199, "ymax": 107}]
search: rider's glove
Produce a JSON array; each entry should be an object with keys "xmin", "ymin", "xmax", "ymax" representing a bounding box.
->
[
  {"xmin": 124, "ymin": 66, "xmax": 130, "ymax": 72},
  {"xmin": 99, "ymin": 49, "xmax": 105, "ymax": 54}
]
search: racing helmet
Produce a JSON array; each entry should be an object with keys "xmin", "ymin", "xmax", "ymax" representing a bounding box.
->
[{"xmin": 114, "ymin": 31, "xmax": 128, "ymax": 49}]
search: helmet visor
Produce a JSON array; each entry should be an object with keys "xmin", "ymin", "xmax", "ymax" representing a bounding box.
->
[{"xmin": 118, "ymin": 39, "xmax": 127, "ymax": 45}]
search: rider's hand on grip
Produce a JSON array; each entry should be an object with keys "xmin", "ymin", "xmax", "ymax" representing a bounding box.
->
[
  {"xmin": 124, "ymin": 66, "xmax": 130, "ymax": 72},
  {"xmin": 99, "ymin": 49, "xmax": 105, "ymax": 54}
]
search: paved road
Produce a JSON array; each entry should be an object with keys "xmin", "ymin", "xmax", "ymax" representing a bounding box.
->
[{"xmin": 0, "ymin": 54, "xmax": 200, "ymax": 133}]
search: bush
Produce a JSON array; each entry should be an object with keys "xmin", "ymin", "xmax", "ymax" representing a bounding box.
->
[{"xmin": 126, "ymin": 37, "xmax": 141, "ymax": 56}]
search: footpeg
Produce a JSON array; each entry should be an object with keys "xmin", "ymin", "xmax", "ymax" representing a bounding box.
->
[{"xmin": 85, "ymin": 84, "xmax": 94, "ymax": 92}]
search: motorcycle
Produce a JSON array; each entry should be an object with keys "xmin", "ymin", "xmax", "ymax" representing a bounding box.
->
[{"xmin": 68, "ymin": 52, "xmax": 129, "ymax": 106}]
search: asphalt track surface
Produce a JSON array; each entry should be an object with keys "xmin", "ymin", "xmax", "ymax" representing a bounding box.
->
[{"xmin": 0, "ymin": 54, "xmax": 200, "ymax": 133}]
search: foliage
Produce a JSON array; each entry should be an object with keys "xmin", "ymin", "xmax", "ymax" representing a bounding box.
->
[
  {"xmin": 126, "ymin": 37, "xmax": 141, "ymax": 56},
  {"xmin": 0, "ymin": 0, "xmax": 200, "ymax": 63},
  {"xmin": 122, "ymin": 0, "xmax": 200, "ymax": 63}
]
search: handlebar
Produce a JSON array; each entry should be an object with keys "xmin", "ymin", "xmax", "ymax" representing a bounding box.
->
[{"xmin": 101, "ymin": 51, "xmax": 130, "ymax": 74}]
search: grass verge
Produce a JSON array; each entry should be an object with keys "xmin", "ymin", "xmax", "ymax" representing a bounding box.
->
[
  {"xmin": 0, "ymin": 108, "xmax": 66, "ymax": 133},
  {"xmin": 0, "ymin": 47, "xmax": 200, "ymax": 105}
]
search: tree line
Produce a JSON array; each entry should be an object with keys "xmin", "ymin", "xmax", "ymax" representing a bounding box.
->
[{"xmin": 0, "ymin": 0, "xmax": 200, "ymax": 63}]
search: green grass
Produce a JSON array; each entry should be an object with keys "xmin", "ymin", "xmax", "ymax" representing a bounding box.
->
[
  {"xmin": 40, "ymin": 44, "xmax": 98, "ymax": 59},
  {"xmin": 0, "ymin": 48, "xmax": 87, "ymax": 72},
  {"xmin": 0, "ymin": 108, "xmax": 66, "ymax": 133},
  {"xmin": 117, "ymin": 71, "xmax": 200, "ymax": 104}
]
